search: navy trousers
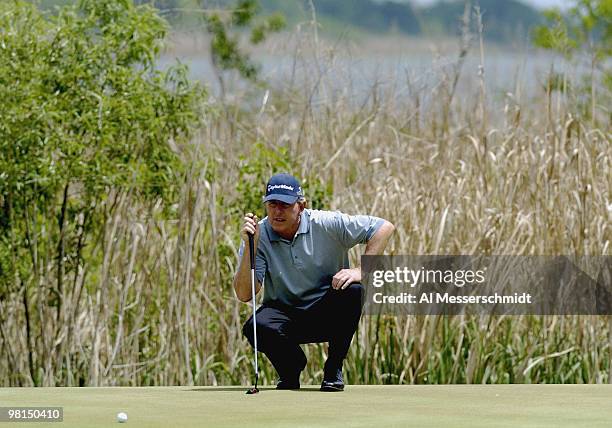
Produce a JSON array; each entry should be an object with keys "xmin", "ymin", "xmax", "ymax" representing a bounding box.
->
[{"xmin": 242, "ymin": 283, "xmax": 364, "ymax": 381}]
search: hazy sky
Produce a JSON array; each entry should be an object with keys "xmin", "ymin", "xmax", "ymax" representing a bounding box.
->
[
  {"xmin": 412, "ymin": 0, "xmax": 571, "ymax": 9},
  {"xmin": 519, "ymin": 0, "xmax": 570, "ymax": 8}
]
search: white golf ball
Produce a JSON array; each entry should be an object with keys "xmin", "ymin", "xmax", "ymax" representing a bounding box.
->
[{"xmin": 117, "ymin": 412, "xmax": 128, "ymax": 423}]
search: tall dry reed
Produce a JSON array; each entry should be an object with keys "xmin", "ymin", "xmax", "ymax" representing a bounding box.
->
[{"xmin": 0, "ymin": 15, "xmax": 610, "ymax": 386}]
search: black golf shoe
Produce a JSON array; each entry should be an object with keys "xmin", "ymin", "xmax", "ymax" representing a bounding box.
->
[
  {"xmin": 276, "ymin": 357, "xmax": 306, "ymax": 390},
  {"xmin": 276, "ymin": 379, "xmax": 300, "ymax": 390},
  {"xmin": 320, "ymin": 368, "xmax": 344, "ymax": 392}
]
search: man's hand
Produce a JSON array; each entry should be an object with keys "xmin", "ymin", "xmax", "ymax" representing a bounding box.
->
[
  {"xmin": 241, "ymin": 213, "xmax": 259, "ymax": 243},
  {"xmin": 332, "ymin": 268, "xmax": 361, "ymax": 290},
  {"xmin": 233, "ymin": 212, "xmax": 262, "ymax": 302}
]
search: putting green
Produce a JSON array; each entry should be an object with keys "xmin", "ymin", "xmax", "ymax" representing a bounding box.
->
[{"xmin": 1, "ymin": 385, "xmax": 611, "ymax": 427}]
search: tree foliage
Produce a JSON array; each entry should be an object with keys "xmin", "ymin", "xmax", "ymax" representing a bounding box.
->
[
  {"xmin": 532, "ymin": 0, "xmax": 611, "ymax": 121},
  {"xmin": 0, "ymin": 0, "xmax": 205, "ymax": 304},
  {"xmin": 203, "ymin": 0, "xmax": 285, "ymax": 83},
  {"xmin": 532, "ymin": 0, "xmax": 611, "ymax": 60}
]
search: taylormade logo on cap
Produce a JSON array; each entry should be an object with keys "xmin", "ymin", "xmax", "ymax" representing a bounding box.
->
[{"xmin": 268, "ymin": 184, "xmax": 295, "ymax": 192}]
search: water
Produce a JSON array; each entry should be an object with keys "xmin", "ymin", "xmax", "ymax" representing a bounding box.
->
[{"xmin": 158, "ymin": 45, "xmax": 581, "ymax": 109}]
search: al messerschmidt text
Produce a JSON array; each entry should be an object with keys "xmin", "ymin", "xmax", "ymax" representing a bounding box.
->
[{"xmin": 373, "ymin": 292, "xmax": 532, "ymax": 304}]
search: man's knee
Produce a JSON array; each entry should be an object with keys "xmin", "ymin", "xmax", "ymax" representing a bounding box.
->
[
  {"xmin": 346, "ymin": 283, "xmax": 365, "ymax": 308},
  {"xmin": 242, "ymin": 316, "xmax": 255, "ymax": 343},
  {"xmin": 242, "ymin": 314, "xmax": 285, "ymax": 347}
]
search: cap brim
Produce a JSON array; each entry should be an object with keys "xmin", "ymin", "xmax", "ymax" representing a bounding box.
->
[{"xmin": 264, "ymin": 194, "xmax": 299, "ymax": 204}]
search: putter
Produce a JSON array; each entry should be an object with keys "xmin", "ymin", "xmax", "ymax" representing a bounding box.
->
[{"xmin": 246, "ymin": 232, "xmax": 260, "ymax": 395}]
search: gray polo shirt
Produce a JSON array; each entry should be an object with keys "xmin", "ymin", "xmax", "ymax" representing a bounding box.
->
[{"xmin": 238, "ymin": 209, "xmax": 384, "ymax": 309}]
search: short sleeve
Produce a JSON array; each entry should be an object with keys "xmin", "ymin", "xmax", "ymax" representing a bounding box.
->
[
  {"xmin": 238, "ymin": 240, "xmax": 266, "ymax": 284},
  {"xmin": 333, "ymin": 212, "xmax": 385, "ymax": 248}
]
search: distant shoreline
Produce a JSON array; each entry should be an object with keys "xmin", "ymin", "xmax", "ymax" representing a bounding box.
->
[{"xmin": 163, "ymin": 30, "xmax": 541, "ymax": 57}]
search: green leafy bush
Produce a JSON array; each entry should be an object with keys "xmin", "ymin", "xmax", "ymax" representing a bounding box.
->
[{"xmin": 0, "ymin": 0, "xmax": 205, "ymax": 323}]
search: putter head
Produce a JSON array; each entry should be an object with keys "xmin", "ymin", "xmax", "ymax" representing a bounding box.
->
[{"xmin": 246, "ymin": 387, "xmax": 259, "ymax": 395}]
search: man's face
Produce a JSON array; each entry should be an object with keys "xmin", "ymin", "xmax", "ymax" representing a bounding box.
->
[{"xmin": 265, "ymin": 200, "xmax": 304, "ymax": 237}]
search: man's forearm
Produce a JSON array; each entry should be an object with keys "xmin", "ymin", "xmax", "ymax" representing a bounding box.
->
[
  {"xmin": 334, "ymin": 220, "xmax": 394, "ymax": 289},
  {"xmin": 364, "ymin": 220, "xmax": 395, "ymax": 255},
  {"xmin": 233, "ymin": 247, "xmax": 261, "ymax": 302}
]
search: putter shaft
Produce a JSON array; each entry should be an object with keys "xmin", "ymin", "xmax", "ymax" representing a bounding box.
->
[{"xmin": 248, "ymin": 233, "xmax": 259, "ymax": 393}]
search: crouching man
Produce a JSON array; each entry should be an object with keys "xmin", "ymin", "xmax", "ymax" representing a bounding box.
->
[{"xmin": 234, "ymin": 173, "xmax": 394, "ymax": 391}]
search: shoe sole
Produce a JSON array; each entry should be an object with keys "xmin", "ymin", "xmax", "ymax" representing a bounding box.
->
[
  {"xmin": 320, "ymin": 385, "xmax": 344, "ymax": 392},
  {"xmin": 276, "ymin": 383, "xmax": 300, "ymax": 390}
]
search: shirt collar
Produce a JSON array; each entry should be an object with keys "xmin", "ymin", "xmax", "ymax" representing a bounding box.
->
[{"xmin": 266, "ymin": 210, "xmax": 310, "ymax": 242}]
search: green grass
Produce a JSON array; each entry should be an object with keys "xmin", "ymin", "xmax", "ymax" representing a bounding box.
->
[{"xmin": 2, "ymin": 385, "xmax": 612, "ymax": 427}]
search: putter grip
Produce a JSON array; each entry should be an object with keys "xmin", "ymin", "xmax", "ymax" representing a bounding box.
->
[{"xmin": 248, "ymin": 233, "xmax": 255, "ymax": 270}]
